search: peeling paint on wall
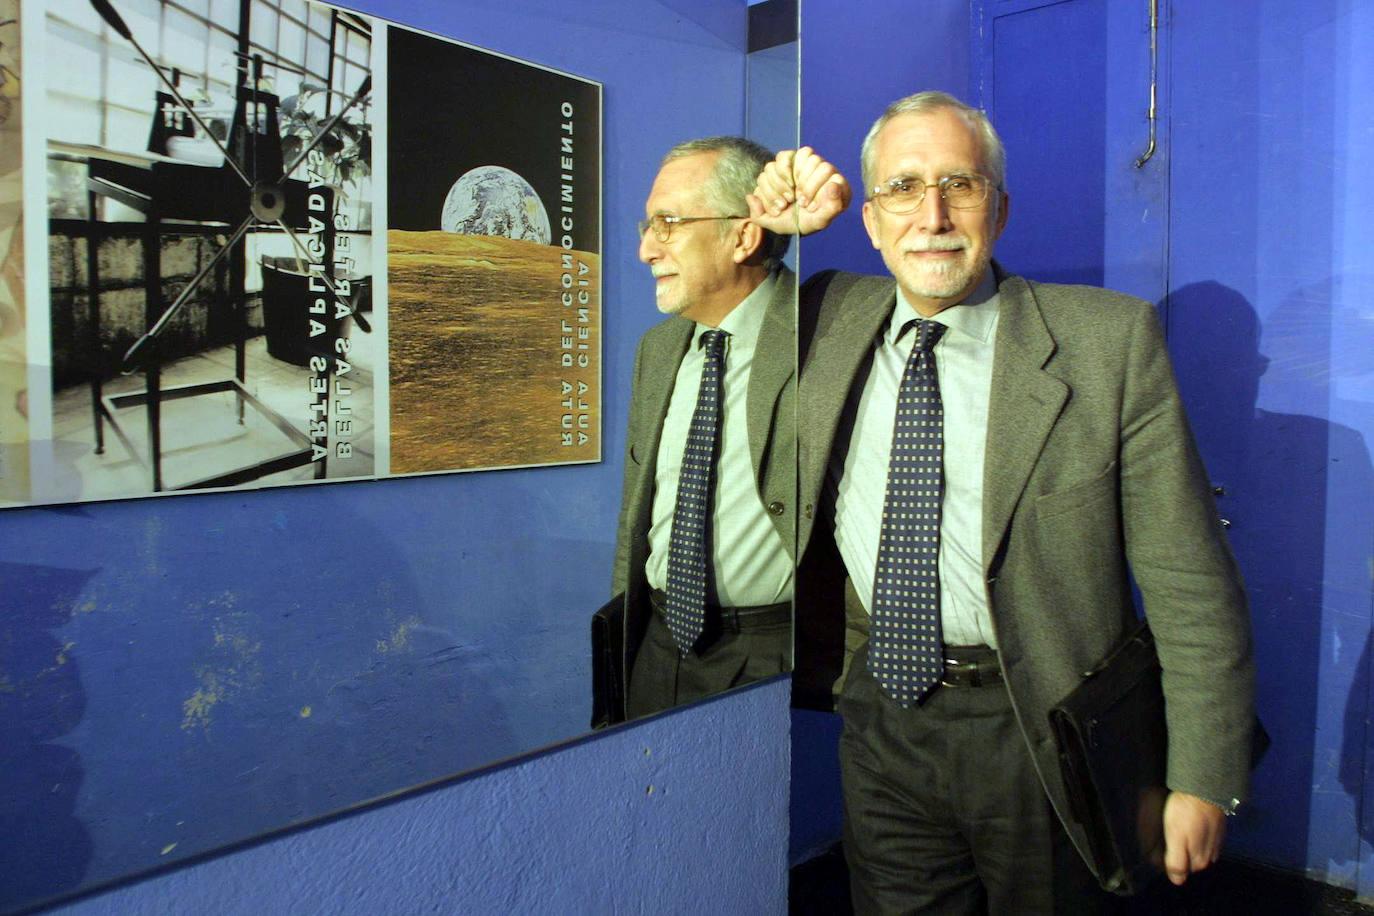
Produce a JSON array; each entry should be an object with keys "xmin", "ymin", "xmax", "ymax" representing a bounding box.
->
[
  {"xmin": 180, "ymin": 611, "xmax": 264, "ymax": 733},
  {"xmin": 375, "ymin": 615, "xmax": 422, "ymax": 654},
  {"xmin": 181, "ymin": 673, "xmax": 223, "ymax": 732}
]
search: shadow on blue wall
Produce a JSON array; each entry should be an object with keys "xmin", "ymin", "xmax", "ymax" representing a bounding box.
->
[
  {"xmin": 1167, "ymin": 279, "xmax": 1374, "ymax": 867},
  {"xmin": 0, "ymin": 559, "xmax": 96, "ymax": 904}
]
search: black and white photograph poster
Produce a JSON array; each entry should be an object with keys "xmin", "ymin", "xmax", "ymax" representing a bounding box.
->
[{"xmin": 10, "ymin": 0, "xmax": 600, "ymax": 508}]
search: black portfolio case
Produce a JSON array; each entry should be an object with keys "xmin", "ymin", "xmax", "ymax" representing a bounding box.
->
[
  {"xmin": 590, "ymin": 593, "xmax": 627, "ymax": 729},
  {"xmin": 1049, "ymin": 621, "xmax": 1168, "ymax": 895}
]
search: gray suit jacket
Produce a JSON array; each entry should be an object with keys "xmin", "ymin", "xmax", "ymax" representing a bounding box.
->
[
  {"xmin": 796, "ymin": 266, "xmax": 1255, "ymax": 860},
  {"xmin": 611, "ymin": 268, "xmax": 797, "ymax": 687}
]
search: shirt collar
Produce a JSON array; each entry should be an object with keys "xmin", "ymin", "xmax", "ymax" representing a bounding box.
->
[
  {"xmin": 692, "ymin": 269, "xmax": 777, "ymax": 349},
  {"xmin": 888, "ymin": 268, "xmax": 1000, "ymax": 347}
]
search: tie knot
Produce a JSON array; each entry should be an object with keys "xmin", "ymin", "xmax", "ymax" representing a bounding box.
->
[
  {"xmin": 700, "ymin": 328, "xmax": 727, "ymax": 361},
  {"xmin": 913, "ymin": 319, "xmax": 946, "ymax": 353}
]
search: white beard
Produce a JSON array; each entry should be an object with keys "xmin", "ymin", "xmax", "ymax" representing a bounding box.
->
[
  {"xmin": 654, "ymin": 278, "xmax": 689, "ymax": 315},
  {"xmin": 887, "ymin": 245, "xmax": 988, "ymax": 304}
]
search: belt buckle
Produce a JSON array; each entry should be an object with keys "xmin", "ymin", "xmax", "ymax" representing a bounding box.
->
[{"xmin": 939, "ymin": 657, "xmax": 982, "ymax": 688}]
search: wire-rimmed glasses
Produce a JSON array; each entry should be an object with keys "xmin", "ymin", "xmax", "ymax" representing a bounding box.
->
[
  {"xmin": 637, "ymin": 213, "xmax": 747, "ymax": 243},
  {"xmin": 868, "ymin": 173, "xmax": 994, "ymax": 214}
]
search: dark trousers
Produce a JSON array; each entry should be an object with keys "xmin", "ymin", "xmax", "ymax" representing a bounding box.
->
[
  {"xmin": 839, "ymin": 642, "xmax": 1109, "ymax": 915},
  {"xmin": 626, "ymin": 600, "xmax": 790, "ymax": 719}
]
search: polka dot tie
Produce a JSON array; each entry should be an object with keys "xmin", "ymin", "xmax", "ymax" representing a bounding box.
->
[
  {"xmin": 665, "ymin": 328, "xmax": 727, "ymax": 655},
  {"xmin": 869, "ymin": 319, "xmax": 947, "ymax": 706}
]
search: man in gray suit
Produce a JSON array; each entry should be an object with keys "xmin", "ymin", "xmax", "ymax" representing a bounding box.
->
[
  {"xmin": 750, "ymin": 92, "xmax": 1254, "ymax": 911},
  {"xmin": 612, "ymin": 137, "xmax": 796, "ymax": 720}
]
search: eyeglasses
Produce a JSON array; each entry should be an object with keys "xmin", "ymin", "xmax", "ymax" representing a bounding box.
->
[
  {"xmin": 637, "ymin": 214, "xmax": 747, "ymax": 243},
  {"xmin": 868, "ymin": 173, "xmax": 994, "ymax": 214}
]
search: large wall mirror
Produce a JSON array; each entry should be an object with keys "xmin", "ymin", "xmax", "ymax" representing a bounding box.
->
[{"xmin": 0, "ymin": 0, "xmax": 798, "ymax": 911}]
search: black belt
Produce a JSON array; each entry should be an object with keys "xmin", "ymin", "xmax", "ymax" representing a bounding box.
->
[
  {"xmin": 939, "ymin": 645, "xmax": 1004, "ymax": 688},
  {"xmin": 649, "ymin": 589, "xmax": 791, "ymax": 634}
]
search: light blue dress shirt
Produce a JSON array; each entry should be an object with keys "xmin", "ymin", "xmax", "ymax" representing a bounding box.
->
[
  {"xmin": 646, "ymin": 271, "xmax": 793, "ymax": 606},
  {"xmin": 830, "ymin": 270, "xmax": 1000, "ymax": 647}
]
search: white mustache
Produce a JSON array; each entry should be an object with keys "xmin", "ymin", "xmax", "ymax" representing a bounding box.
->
[
  {"xmin": 903, "ymin": 238, "xmax": 966, "ymax": 253},
  {"xmin": 651, "ymin": 268, "xmax": 676, "ymax": 278}
]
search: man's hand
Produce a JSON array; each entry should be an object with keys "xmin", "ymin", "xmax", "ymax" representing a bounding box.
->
[
  {"xmin": 1161, "ymin": 791, "xmax": 1227, "ymax": 885},
  {"xmin": 746, "ymin": 147, "xmax": 851, "ymax": 236}
]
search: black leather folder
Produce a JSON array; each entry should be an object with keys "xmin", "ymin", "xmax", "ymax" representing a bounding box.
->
[
  {"xmin": 1051, "ymin": 621, "xmax": 1271, "ymax": 896},
  {"xmin": 590, "ymin": 593, "xmax": 627, "ymax": 729},
  {"xmin": 1049, "ymin": 620, "xmax": 1168, "ymax": 895}
]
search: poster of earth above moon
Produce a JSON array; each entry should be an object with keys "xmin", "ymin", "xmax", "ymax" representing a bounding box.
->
[
  {"xmin": 1, "ymin": 1, "xmax": 600, "ymax": 509},
  {"xmin": 387, "ymin": 27, "xmax": 602, "ymax": 474}
]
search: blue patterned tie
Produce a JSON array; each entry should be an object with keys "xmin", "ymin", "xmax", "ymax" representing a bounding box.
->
[
  {"xmin": 869, "ymin": 318, "xmax": 947, "ymax": 705},
  {"xmin": 665, "ymin": 328, "xmax": 727, "ymax": 655}
]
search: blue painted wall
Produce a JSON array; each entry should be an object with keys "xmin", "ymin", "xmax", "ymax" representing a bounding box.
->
[
  {"xmin": 3, "ymin": 1, "xmax": 799, "ymax": 912},
  {"xmin": 46, "ymin": 678, "xmax": 791, "ymax": 915},
  {"xmin": 971, "ymin": 0, "xmax": 1374, "ymax": 895},
  {"xmin": 1164, "ymin": 0, "xmax": 1374, "ymax": 893}
]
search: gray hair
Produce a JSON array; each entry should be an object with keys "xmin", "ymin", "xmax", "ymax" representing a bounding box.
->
[
  {"xmin": 663, "ymin": 136, "xmax": 791, "ymax": 269},
  {"xmin": 859, "ymin": 91, "xmax": 1007, "ymax": 196}
]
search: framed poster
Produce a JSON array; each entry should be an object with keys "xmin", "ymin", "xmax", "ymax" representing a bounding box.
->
[{"xmin": 14, "ymin": 0, "xmax": 601, "ymax": 507}]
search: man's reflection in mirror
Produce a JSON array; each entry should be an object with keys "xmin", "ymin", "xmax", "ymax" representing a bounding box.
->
[{"xmin": 612, "ymin": 137, "xmax": 797, "ymax": 718}]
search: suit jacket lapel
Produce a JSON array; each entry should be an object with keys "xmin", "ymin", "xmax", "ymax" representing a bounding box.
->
[
  {"xmin": 747, "ymin": 268, "xmax": 796, "ymax": 478},
  {"xmin": 800, "ymin": 276, "xmax": 895, "ymax": 510},
  {"xmin": 982, "ymin": 270, "xmax": 1069, "ymax": 572},
  {"xmin": 635, "ymin": 319, "xmax": 693, "ymax": 510}
]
